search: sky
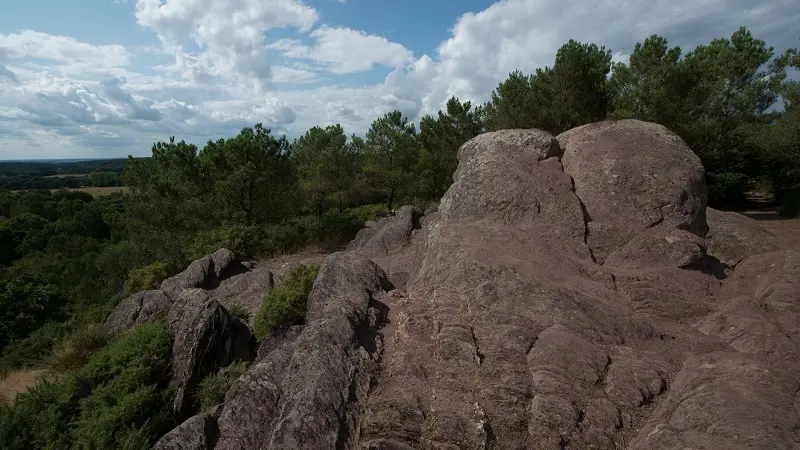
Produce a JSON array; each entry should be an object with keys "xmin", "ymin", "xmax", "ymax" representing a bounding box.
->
[{"xmin": 0, "ymin": 0, "xmax": 798, "ymax": 160}]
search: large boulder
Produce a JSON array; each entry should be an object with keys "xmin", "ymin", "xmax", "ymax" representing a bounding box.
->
[
  {"xmin": 214, "ymin": 252, "xmax": 391, "ymax": 449},
  {"xmin": 559, "ymin": 119, "xmax": 707, "ymax": 262},
  {"xmin": 603, "ymin": 225, "xmax": 707, "ymax": 270},
  {"xmin": 438, "ymin": 128, "xmax": 590, "ymax": 259},
  {"xmin": 168, "ymin": 289, "xmax": 255, "ymax": 419},
  {"xmin": 209, "ymin": 267, "xmax": 273, "ymax": 324},
  {"xmin": 150, "ymin": 408, "xmax": 220, "ymax": 450},
  {"xmin": 348, "ymin": 205, "xmax": 422, "ymax": 258},
  {"xmin": 358, "ymin": 122, "xmax": 800, "ymax": 449},
  {"xmin": 105, "ymin": 290, "xmax": 171, "ymax": 335},
  {"xmin": 705, "ymin": 207, "xmax": 780, "ymax": 267},
  {"xmin": 160, "ymin": 248, "xmax": 247, "ymax": 300}
]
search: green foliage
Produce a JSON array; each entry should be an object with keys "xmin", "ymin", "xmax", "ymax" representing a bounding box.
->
[
  {"xmin": 200, "ymin": 124, "xmax": 297, "ymax": 226},
  {"xmin": 48, "ymin": 323, "xmax": 110, "ymax": 372},
  {"xmin": 0, "ymin": 278, "xmax": 67, "ymax": 350},
  {"xmin": 0, "ymin": 322, "xmax": 66, "ymax": 376},
  {"xmin": 483, "ymin": 40, "xmax": 612, "ymax": 134},
  {"xmin": 343, "ymin": 203, "xmax": 390, "ymax": 224},
  {"xmin": 254, "ymin": 263, "xmax": 320, "ymax": 341},
  {"xmin": 196, "ymin": 361, "xmax": 249, "ymax": 411},
  {"xmin": 609, "ymin": 27, "xmax": 791, "ymax": 207},
  {"xmin": 123, "ymin": 260, "xmax": 171, "ymax": 295},
  {"xmin": 0, "ymin": 320, "xmax": 174, "ymax": 450},
  {"xmin": 419, "ymin": 97, "xmax": 483, "ymax": 199},
  {"xmin": 292, "ymin": 124, "xmax": 358, "ymax": 216},
  {"xmin": 364, "ymin": 111, "xmax": 420, "ymax": 209},
  {"xmin": 226, "ymin": 303, "xmax": 251, "ymax": 323}
]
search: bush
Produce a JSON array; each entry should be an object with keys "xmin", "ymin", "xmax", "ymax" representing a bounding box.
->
[
  {"xmin": 226, "ymin": 302, "xmax": 251, "ymax": 323},
  {"xmin": 48, "ymin": 323, "xmax": 110, "ymax": 372},
  {"xmin": 0, "ymin": 278, "xmax": 68, "ymax": 350},
  {"xmin": 345, "ymin": 203, "xmax": 390, "ymax": 223},
  {"xmin": 0, "ymin": 320, "xmax": 175, "ymax": 450},
  {"xmin": 0, "ymin": 322, "xmax": 67, "ymax": 376},
  {"xmin": 254, "ymin": 263, "xmax": 320, "ymax": 341},
  {"xmin": 189, "ymin": 224, "xmax": 260, "ymax": 260},
  {"xmin": 123, "ymin": 261, "xmax": 170, "ymax": 296},
  {"xmin": 196, "ymin": 361, "xmax": 248, "ymax": 411}
]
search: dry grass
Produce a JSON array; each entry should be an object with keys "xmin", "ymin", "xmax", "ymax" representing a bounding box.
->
[
  {"xmin": 42, "ymin": 173, "xmax": 88, "ymax": 179},
  {"xmin": 54, "ymin": 186, "xmax": 130, "ymax": 197},
  {"xmin": 0, "ymin": 369, "xmax": 47, "ymax": 406}
]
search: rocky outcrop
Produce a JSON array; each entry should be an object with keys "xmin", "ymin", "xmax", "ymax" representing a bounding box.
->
[
  {"xmin": 213, "ymin": 252, "xmax": 391, "ymax": 449},
  {"xmin": 105, "ymin": 290, "xmax": 171, "ymax": 335},
  {"xmin": 151, "ymin": 408, "xmax": 220, "ymax": 450},
  {"xmin": 160, "ymin": 249, "xmax": 248, "ymax": 300},
  {"xmin": 148, "ymin": 119, "xmax": 800, "ymax": 450},
  {"xmin": 168, "ymin": 289, "xmax": 255, "ymax": 419},
  {"xmin": 106, "ymin": 249, "xmax": 273, "ymax": 334},
  {"xmin": 358, "ymin": 122, "xmax": 800, "ymax": 449},
  {"xmin": 208, "ymin": 267, "xmax": 273, "ymax": 324},
  {"xmin": 559, "ymin": 119, "xmax": 707, "ymax": 263},
  {"xmin": 348, "ymin": 205, "xmax": 425, "ymax": 288},
  {"xmin": 348, "ymin": 205, "xmax": 422, "ymax": 258},
  {"xmin": 706, "ymin": 207, "xmax": 780, "ymax": 267}
]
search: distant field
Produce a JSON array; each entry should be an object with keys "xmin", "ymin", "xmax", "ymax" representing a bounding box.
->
[
  {"xmin": 56, "ymin": 186, "xmax": 130, "ymax": 197},
  {"xmin": 42, "ymin": 173, "xmax": 89, "ymax": 179}
]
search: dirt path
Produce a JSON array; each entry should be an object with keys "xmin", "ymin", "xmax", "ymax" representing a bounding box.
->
[
  {"xmin": 736, "ymin": 193, "xmax": 800, "ymax": 248},
  {"xmin": 0, "ymin": 369, "xmax": 47, "ymax": 405}
]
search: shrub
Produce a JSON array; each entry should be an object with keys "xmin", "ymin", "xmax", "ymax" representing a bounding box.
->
[
  {"xmin": 196, "ymin": 361, "xmax": 248, "ymax": 411},
  {"xmin": 48, "ymin": 323, "xmax": 110, "ymax": 372},
  {"xmin": 345, "ymin": 203, "xmax": 390, "ymax": 223},
  {"xmin": 0, "ymin": 278, "xmax": 67, "ymax": 350},
  {"xmin": 0, "ymin": 320, "xmax": 175, "ymax": 450},
  {"xmin": 123, "ymin": 261, "xmax": 170, "ymax": 296},
  {"xmin": 0, "ymin": 322, "xmax": 67, "ymax": 376},
  {"xmin": 226, "ymin": 302, "xmax": 251, "ymax": 323},
  {"xmin": 188, "ymin": 224, "xmax": 260, "ymax": 260},
  {"xmin": 254, "ymin": 263, "xmax": 320, "ymax": 341}
]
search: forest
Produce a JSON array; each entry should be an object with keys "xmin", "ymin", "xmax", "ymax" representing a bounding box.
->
[
  {"xmin": 0, "ymin": 159, "xmax": 125, "ymax": 190},
  {"xmin": 0, "ymin": 27, "xmax": 798, "ymax": 449}
]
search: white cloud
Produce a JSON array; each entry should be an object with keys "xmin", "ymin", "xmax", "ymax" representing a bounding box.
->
[
  {"xmin": 381, "ymin": 0, "xmax": 800, "ymax": 120},
  {"xmin": 0, "ymin": 30, "xmax": 130, "ymax": 73},
  {"xmin": 0, "ymin": 48, "xmax": 18, "ymax": 84},
  {"xmin": 272, "ymin": 65, "xmax": 317, "ymax": 84},
  {"xmin": 134, "ymin": 0, "xmax": 319, "ymax": 91},
  {"xmin": 2, "ymin": 0, "xmax": 799, "ymax": 160},
  {"xmin": 270, "ymin": 26, "xmax": 415, "ymax": 74}
]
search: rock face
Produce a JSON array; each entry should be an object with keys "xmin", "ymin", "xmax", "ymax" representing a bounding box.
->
[
  {"xmin": 106, "ymin": 249, "xmax": 273, "ymax": 334},
  {"xmin": 148, "ymin": 119, "xmax": 800, "ymax": 450},
  {"xmin": 706, "ymin": 207, "xmax": 780, "ymax": 267},
  {"xmin": 105, "ymin": 290, "xmax": 171, "ymax": 335},
  {"xmin": 348, "ymin": 205, "xmax": 423, "ymax": 259},
  {"xmin": 168, "ymin": 289, "xmax": 255, "ymax": 419},
  {"xmin": 213, "ymin": 252, "xmax": 391, "ymax": 449},
  {"xmin": 559, "ymin": 119, "xmax": 707, "ymax": 262},
  {"xmin": 151, "ymin": 408, "xmax": 220, "ymax": 450},
  {"xmin": 161, "ymin": 249, "xmax": 247, "ymax": 300},
  {"xmin": 357, "ymin": 122, "xmax": 799, "ymax": 449}
]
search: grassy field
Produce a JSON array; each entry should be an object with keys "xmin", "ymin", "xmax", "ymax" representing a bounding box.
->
[
  {"xmin": 55, "ymin": 186, "xmax": 130, "ymax": 197},
  {"xmin": 42, "ymin": 173, "xmax": 89, "ymax": 179}
]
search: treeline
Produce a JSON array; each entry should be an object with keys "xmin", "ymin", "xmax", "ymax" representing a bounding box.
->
[
  {"xmin": 0, "ymin": 160, "xmax": 125, "ymax": 190},
  {"xmin": 0, "ymin": 25, "xmax": 798, "ymax": 450}
]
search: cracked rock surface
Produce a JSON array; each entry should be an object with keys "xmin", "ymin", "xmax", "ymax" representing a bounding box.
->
[{"xmin": 148, "ymin": 120, "xmax": 800, "ymax": 450}]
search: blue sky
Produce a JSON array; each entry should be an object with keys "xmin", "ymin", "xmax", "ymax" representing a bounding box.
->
[{"xmin": 0, "ymin": 0, "xmax": 798, "ymax": 160}]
